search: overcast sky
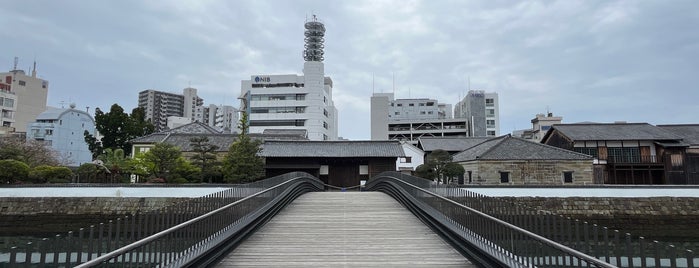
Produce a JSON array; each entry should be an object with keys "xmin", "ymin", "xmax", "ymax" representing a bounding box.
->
[{"xmin": 3, "ymin": 1, "xmax": 698, "ymax": 140}]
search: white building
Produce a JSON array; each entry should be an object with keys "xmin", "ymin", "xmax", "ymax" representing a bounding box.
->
[
  {"xmin": 194, "ymin": 104, "xmax": 238, "ymax": 132},
  {"xmin": 26, "ymin": 105, "xmax": 95, "ymax": 166},
  {"xmin": 397, "ymin": 141, "xmax": 425, "ymax": 174},
  {"xmin": 454, "ymin": 90, "xmax": 500, "ymax": 137},
  {"xmin": 370, "ymin": 93, "xmax": 468, "ymax": 143},
  {"xmin": 138, "ymin": 87, "xmax": 203, "ymax": 132},
  {"xmin": 239, "ymin": 16, "xmax": 338, "ymax": 141},
  {"xmin": 515, "ymin": 113, "xmax": 563, "ymax": 143},
  {"xmin": 0, "ymin": 59, "xmax": 48, "ymax": 132},
  {"xmin": 183, "ymin": 87, "xmax": 203, "ymax": 120}
]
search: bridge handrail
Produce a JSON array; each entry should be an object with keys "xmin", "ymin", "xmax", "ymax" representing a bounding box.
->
[
  {"xmin": 366, "ymin": 172, "xmax": 617, "ymax": 268},
  {"xmin": 74, "ymin": 172, "xmax": 322, "ymax": 267}
]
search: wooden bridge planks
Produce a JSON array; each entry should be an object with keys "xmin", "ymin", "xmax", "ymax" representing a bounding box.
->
[{"xmin": 216, "ymin": 191, "xmax": 474, "ymax": 267}]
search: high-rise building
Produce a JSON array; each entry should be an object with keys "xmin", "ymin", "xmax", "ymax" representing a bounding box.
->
[
  {"xmin": 0, "ymin": 59, "xmax": 48, "ymax": 132},
  {"xmin": 183, "ymin": 87, "xmax": 203, "ymax": 120},
  {"xmin": 138, "ymin": 87, "xmax": 204, "ymax": 132},
  {"xmin": 138, "ymin": 89, "xmax": 185, "ymax": 131},
  {"xmin": 454, "ymin": 90, "xmax": 499, "ymax": 137},
  {"xmin": 239, "ymin": 16, "xmax": 338, "ymax": 141},
  {"xmin": 370, "ymin": 93, "xmax": 468, "ymax": 143}
]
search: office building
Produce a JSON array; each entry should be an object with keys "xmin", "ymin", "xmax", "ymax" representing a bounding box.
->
[
  {"xmin": 370, "ymin": 93, "xmax": 468, "ymax": 143},
  {"xmin": 26, "ymin": 104, "xmax": 95, "ymax": 166},
  {"xmin": 454, "ymin": 90, "xmax": 499, "ymax": 137},
  {"xmin": 239, "ymin": 16, "xmax": 338, "ymax": 140},
  {"xmin": 515, "ymin": 113, "xmax": 563, "ymax": 142},
  {"xmin": 0, "ymin": 59, "xmax": 49, "ymax": 132}
]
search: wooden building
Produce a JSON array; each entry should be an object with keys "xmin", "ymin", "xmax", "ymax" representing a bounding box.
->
[
  {"xmin": 542, "ymin": 123, "xmax": 690, "ymax": 184},
  {"xmin": 260, "ymin": 141, "xmax": 404, "ymax": 187}
]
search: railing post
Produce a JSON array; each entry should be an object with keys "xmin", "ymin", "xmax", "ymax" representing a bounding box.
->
[
  {"xmin": 639, "ymin": 236, "xmax": 646, "ymax": 268},
  {"xmin": 687, "ymin": 249, "xmax": 694, "ymax": 268},
  {"xmin": 24, "ymin": 241, "xmax": 33, "ymax": 268}
]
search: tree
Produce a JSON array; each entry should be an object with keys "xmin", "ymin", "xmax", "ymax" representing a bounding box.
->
[
  {"xmin": 97, "ymin": 148, "xmax": 129, "ymax": 182},
  {"xmin": 0, "ymin": 138, "xmax": 60, "ymax": 167},
  {"xmin": 223, "ymin": 112, "xmax": 264, "ymax": 183},
  {"xmin": 442, "ymin": 162, "xmax": 465, "ymax": 184},
  {"xmin": 28, "ymin": 165, "xmax": 73, "ymax": 183},
  {"xmin": 143, "ymin": 143, "xmax": 182, "ymax": 181},
  {"xmin": 85, "ymin": 104, "xmax": 154, "ymax": 157},
  {"xmin": 189, "ymin": 136, "xmax": 220, "ymax": 183},
  {"xmin": 0, "ymin": 159, "xmax": 30, "ymax": 183},
  {"xmin": 415, "ymin": 150, "xmax": 463, "ymax": 184}
]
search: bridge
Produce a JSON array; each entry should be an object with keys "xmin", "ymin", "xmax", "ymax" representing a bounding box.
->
[{"xmin": 2, "ymin": 172, "xmax": 696, "ymax": 267}]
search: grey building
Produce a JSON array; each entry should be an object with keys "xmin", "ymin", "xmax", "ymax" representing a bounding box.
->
[
  {"xmin": 138, "ymin": 88, "xmax": 203, "ymax": 132},
  {"xmin": 454, "ymin": 90, "xmax": 499, "ymax": 137},
  {"xmin": 370, "ymin": 93, "xmax": 468, "ymax": 143}
]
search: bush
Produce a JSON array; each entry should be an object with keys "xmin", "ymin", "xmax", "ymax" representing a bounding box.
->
[
  {"xmin": 0, "ymin": 159, "xmax": 30, "ymax": 183},
  {"xmin": 170, "ymin": 177, "xmax": 189, "ymax": 184},
  {"xmin": 28, "ymin": 165, "xmax": 74, "ymax": 184}
]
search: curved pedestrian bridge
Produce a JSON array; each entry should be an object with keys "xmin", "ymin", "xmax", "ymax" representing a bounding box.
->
[{"xmin": 217, "ymin": 192, "xmax": 473, "ymax": 267}]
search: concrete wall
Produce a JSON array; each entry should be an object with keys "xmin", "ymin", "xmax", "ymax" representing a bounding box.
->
[{"xmin": 462, "ymin": 160, "xmax": 594, "ymax": 185}]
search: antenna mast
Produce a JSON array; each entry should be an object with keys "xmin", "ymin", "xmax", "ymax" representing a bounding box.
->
[{"xmin": 13, "ymin": 57, "xmax": 18, "ymax": 70}]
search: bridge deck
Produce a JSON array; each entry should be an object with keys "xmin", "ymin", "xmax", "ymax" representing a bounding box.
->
[{"xmin": 217, "ymin": 192, "xmax": 473, "ymax": 267}]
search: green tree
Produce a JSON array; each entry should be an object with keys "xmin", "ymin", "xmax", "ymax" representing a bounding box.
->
[
  {"xmin": 76, "ymin": 163, "xmax": 109, "ymax": 183},
  {"xmin": 189, "ymin": 136, "xmax": 220, "ymax": 183},
  {"xmin": 29, "ymin": 165, "xmax": 74, "ymax": 183},
  {"xmin": 0, "ymin": 159, "xmax": 30, "ymax": 183},
  {"xmin": 416, "ymin": 150, "xmax": 456, "ymax": 183},
  {"xmin": 442, "ymin": 162, "xmax": 465, "ymax": 184},
  {"xmin": 143, "ymin": 143, "xmax": 182, "ymax": 181},
  {"xmin": 85, "ymin": 104, "xmax": 154, "ymax": 157},
  {"xmin": 223, "ymin": 112, "xmax": 264, "ymax": 183},
  {"xmin": 97, "ymin": 148, "xmax": 129, "ymax": 182}
]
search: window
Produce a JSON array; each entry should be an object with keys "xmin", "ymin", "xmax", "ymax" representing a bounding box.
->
[
  {"xmin": 487, "ymin": 130, "xmax": 496, "ymax": 136},
  {"xmin": 426, "ymin": 102, "xmax": 434, "ymax": 106},
  {"xmin": 499, "ymin": 172, "xmax": 510, "ymax": 183},
  {"xmin": 563, "ymin": 171, "xmax": 574, "ymax": 183},
  {"xmin": 573, "ymin": 147, "xmax": 598, "ymax": 158},
  {"xmin": 3, "ymin": 98, "xmax": 13, "ymax": 108},
  {"xmin": 541, "ymin": 125, "xmax": 552, "ymax": 131},
  {"xmin": 419, "ymin": 103, "xmax": 425, "ymax": 106},
  {"xmin": 427, "ymin": 111, "xmax": 433, "ymax": 114},
  {"xmin": 486, "ymin": 109, "xmax": 495, "ymax": 117},
  {"xmin": 607, "ymin": 147, "xmax": 640, "ymax": 163},
  {"xmin": 486, "ymin": 98, "xmax": 494, "ymax": 106},
  {"xmin": 400, "ymin": 157, "xmax": 412, "ymax": 163},
  {"xmin": 359, "ymin": 165, "xmax": 369, "ymax": 175},
  {"xmin": 45, "ymin": 129, "xmax": 53, "ymax": 135},
  {"xmin": 320, "ymin": 165, "xmax": 329, "ymax": 175},
  {"xmin": 18, "ymin": 80, "xmax": 26, "ymax": 86},
  {"xmin": 486, "ymin": 120, "xmax": 495, "ymax": 128},
  {"xmin": 420, "ymin": 111, "xmax": 425, "ymax": 114},
  {"xmin": 409, "ymin": 103, "xmax": 414, "ymax": 107},
  {"xmin": 397, "ymin": 103, "xmax": 402, "ymax": 107},
  {"xmin": 323, "ymin": 109, "xmax": 329, "ymax": 117},
  {"xmin": 323, "ymin": 121, "xmax": 328, "ymax": 129},
  {"xmin": 395, "ymin": 112, "xmax": 400, "ymax": 115}
]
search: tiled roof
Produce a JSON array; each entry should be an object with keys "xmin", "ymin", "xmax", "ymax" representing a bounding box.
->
[
  {"xmin": 130, "ymin": 122, "xmax": 308, "ymax": 152},
  {"xmin": 657, "ymin": 124, "xmax": 699, "ymax": 146},
  {"xmin": 453, "ymin": 135, "xmax": 593, "ymax": 162},
  {"xmin": 417, "ymin": 137, "xmax": 491, "ymax": 152},
  {"xmin": 261, "ymin": 141, "xmax": 405, "ymax": 157},
  {"xmin": 549, "ymin": 123, "xmax": 682, "ymax": 141}
]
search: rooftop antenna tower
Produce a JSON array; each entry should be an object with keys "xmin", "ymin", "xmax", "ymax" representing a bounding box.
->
[
  {"xmin": 303, "ymin": 15, "xmax": 325, "ymax": 62},
  {"xmin": 13, "ymin": 57, "xmax": 18, "ymax": 70}
]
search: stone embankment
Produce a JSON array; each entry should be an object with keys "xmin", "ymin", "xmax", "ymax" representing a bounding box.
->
[{"xmin": 0, "ymin": 197, "xmax": 188, "ymax": 235}]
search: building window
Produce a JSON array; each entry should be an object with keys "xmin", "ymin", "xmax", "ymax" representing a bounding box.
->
[
  {"xmin": 419, "ymin": 103, "xmax": 425, "ymax": 106},
  {"xmin": 409, "ymin": 103, "xmax": 414, "ymax": 107},
  {"xmin": 397, "ymin": 103, "xmax": 402, "ymax": 107},
  {"xmin": 607, "ymin": 147, "xmax": 640, "ymax": 163},
  {"xmin": 487, "ymin": 130, "xmax": 496, "ymax": 136},
  {"xmin": 420, "ymin": 111, "xmax": 425, "ymax": 115},
  {"xmin": 427, "ymin": 111, "xmax": 433, "ymax": 114},
  {"xmin": 400, "ymin": 157, "xmax": 412, "ymax": 163},
  {"xmin": 18, "ymin": 80, "xmax": 26, "ymax": 86},
  {"xmin": 486, "ymin": 120, "xmax": 495, "ymax": 128},
  {"xmin": 563, "ymin": 171, "xmax": 574, "ymax": 183},
  {"xmin": 323, "ymin": 109, "xmax": 329, "ymax": 117},
  {"xmin": 45, "ymin": 129, "xmax": 53, "ymax": 135},
  {"xmin": 359, "ymin": 165, "xmax": 369, "ymax": 175},
  {"xmin": 486, "ymin": 98, "xmax": 494, "ymax": 106},
  {"xmin": 395, "ymin": 112, "xmax": 400, "ymax": 115},
  {"xmin": 486, "ymin": 109, "xmax": 495, "ymax": 117},
  {"xmin": 426, "ymin": 102, "xmax": 434, "ymax": 106},
  {"xmin": 323, "ymin": 121, "xmax": 328, "ymax": 129},
  {"xmin": 499, "ymin": 171, "xmax": 510, "ymax": 183},
  {"xmin": 573, "ymin": 147, "xmax": 598, "ymax": 158}
]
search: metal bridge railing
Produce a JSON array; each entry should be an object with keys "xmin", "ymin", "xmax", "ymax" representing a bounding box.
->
[
  {"xmin": 2, "ymin": 172, "xmax": 324, "ymax": 267},
  {"xmin": 366, "ymin": 172, "xmax": 696, "ymax": 268}
]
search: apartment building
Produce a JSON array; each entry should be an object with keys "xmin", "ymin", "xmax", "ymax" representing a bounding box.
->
[{"xmin": 0, "ymin": 60, "xmax": 49, "ymax": 132}]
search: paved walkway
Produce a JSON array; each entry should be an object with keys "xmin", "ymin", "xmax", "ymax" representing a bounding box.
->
[{"xmin": 216, "ymin": 191, "xmax": 474, "ymax": 267}]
